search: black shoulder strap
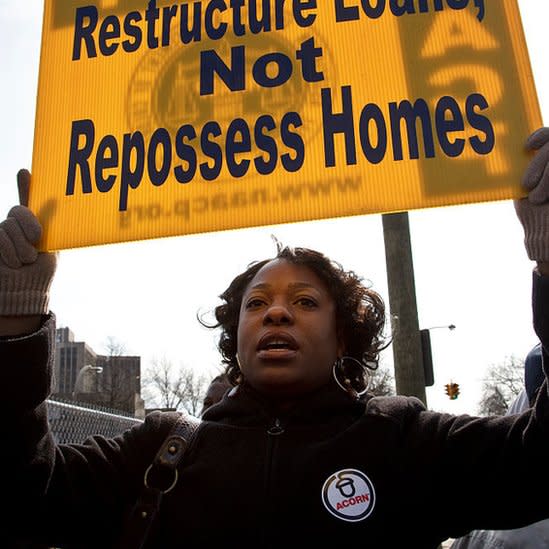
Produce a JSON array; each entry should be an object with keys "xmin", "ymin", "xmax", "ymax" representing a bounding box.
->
[{"xmin": 116, "ymin": 412, "xmax": 202, "ymax": 549}]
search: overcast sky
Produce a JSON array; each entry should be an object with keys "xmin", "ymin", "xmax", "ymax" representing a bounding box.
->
[{"xmin": 0, "ymin": 1, "xmax": 546, "ymax": 413}]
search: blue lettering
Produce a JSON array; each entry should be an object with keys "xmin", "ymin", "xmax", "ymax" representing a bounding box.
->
[
  {"xmin": 362, "ymin": 0, "xmax": 386, "ymax": 19},
  {"xmin": 231, "ymin": 0, "xmax": 246, "ymax": 35},
  {"xmin": 321, "ymin": 86, "xmax": 357, "ymax": 167},
  {"xmin": 466, "ymin": 93, "xmax": 494, "ymax": 155},
  {"xmin": 334, "ymin": 0, "xmax": 359, "ymax": 22},
  {"xmin": 389, "ymin": 99, "xmax": 435, "ymax": 160},
  {"xmin": 161, "ymin": 6, "xmax": 178, "ymax": 46},
  {"xmin": 281, "ymin": 112, "xmax": 305, "ymax": 172},
  {"xmin": 249, "ymin": 0, "xmax": 270, "ymax": 33},
  {"xmin": 120, "ymin": 132, "xmax": 145, "ymax": 211},
  {"xmin": 122, "ymin": 12, "xmax": 143, "ymax": 53},
  {"xmin": 474, "ymin": 0, "xmax": 485, "ymax": 21},
  {"xmin": 391, "ymin": 0, "xmax": 415, "ymax": 16},
  {"xmin": 200, "ymin": 121, "xmax": 223, "ymax": 180},
  {"xmin": 294, "ymin": 0, "xmax": 317, "ymax": 26},
  {"xmin": 66, "ymin": 119, "xmax": 95, "ymax": 195},
  {"xmin": 148, "ymin": 128, "xmax": 172, "ymax": 186},
  {"xmin": 359, "ymin": 104, "xmax": 387, "ymax": 164},
  {"xmin": 174, "ymin": 124, "xmax": 197, "ymax": 183},
  {"xmin": 254, "ymin": 115, "xmax": 278, "ymax": 175},
  {"xmin": 334, "ymin": 0, "xmax": 484, "ymax": 22},
  {"xmin": 253, "ymin": 52, "xmax": 292, "ymax": 88},
  {"xmin": 95, "ymin": 135, "xmax": 118, "ymax": 192},
  {"xmin": 296, "ymin": 37, "xmax": 324, "ymax": 83},
  {"xmin": 226, "ymin": 118, "xmax": 251, "ymax": 177},
  {"xmin": 99, "ymin": 15, "xmax": 120, "ymax": 56},
  {"xmin": 200, "ymin": 46, "xmax": 245, "ymax": 95},
  {"xmin": 72, "ymin": 6, "xmax": 98, "ymax": 60},
  {"xmin": 446, "ymin": 0, "xmax": 469, "ymax": 10},
  {"xmin": 145, "ymin": 0, "xmax": 160, "ymax": 49},
  {"xmin": 435, "ymin": 96, "xmax": 465, "ymax": 158},
  {"xmin": 179, "ymin": 2, "xmax": 202, "ymax": 43},
  {"xmin": 204, "ymin": 0, "xmax": 227, "ymax": 40}
]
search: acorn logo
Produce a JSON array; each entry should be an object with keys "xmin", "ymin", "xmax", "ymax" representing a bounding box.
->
[{"xmin": 321, "ymin": 469, "xmax": 376, "ymax": 522}]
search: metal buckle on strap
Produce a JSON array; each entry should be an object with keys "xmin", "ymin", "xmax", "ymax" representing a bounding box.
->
[
  {"xmin": 143, "ymin": 434, "xmax": 187, "ymax": 494},
  {"xmin": 143, "ymin": 464, "xmax": 179, "ymax": 494}
]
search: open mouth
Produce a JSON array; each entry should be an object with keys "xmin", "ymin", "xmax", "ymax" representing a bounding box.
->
[
  {"xmin": 261, "ymin": 340, "xmax": 294, "ymax": 351},
  {"xmin": 257, "ymin": 333, "xmax": 299, "ymax": 358}
]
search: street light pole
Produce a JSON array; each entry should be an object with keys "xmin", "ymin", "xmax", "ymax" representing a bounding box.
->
[
  {"xmin": 425, "ymin": 324, "xmax": 456, "ymax": 331},
  {"xmin": 382, "ymin": 211, "xmax": 426, "ymax": 404},
  {"xmin": 72, "ymin": 364, "xmax": 103, "ymax": 400}
]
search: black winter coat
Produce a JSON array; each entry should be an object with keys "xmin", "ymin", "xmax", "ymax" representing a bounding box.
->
[{"xmin": 3, "ymin": 272, "xmax": 549, "ymax": 549}]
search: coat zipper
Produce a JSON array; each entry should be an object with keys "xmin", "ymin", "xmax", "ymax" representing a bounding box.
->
[{"xmin": 261, "ymin": 417, "xmax": 285, "ymax": 547}]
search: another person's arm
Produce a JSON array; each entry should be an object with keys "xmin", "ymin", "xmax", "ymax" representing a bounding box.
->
[{"xmin": 515, "ymin": 128, "xmax": 549, "ymax": 278}]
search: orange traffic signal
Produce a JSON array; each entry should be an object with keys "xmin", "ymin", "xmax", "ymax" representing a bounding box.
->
[{"xmin": 445, "ymin": 382, "xmax": 460, "ymax": 400}]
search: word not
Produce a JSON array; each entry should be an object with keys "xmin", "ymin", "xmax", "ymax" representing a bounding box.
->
[
  {"xmin": 334, "ymin": 0, "xmax": 485, "ymax": 22},
  {"xmin": 72, "ymin": 0, "xmax": 318, "ymax": 60},
  {"xmin": 321, "ymin": 86, "xmax": 494, "ymax": 167},
  {"xmin": 65, "ymin": 112, "xmax": 305, "ymax": 211},
  {"xmin": 200, "ymin": 37, "xmax": 324, "ymax": 95}
]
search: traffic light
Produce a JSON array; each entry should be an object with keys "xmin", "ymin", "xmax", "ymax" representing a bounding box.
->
[{"xmin": 445, "ymin": 382, "xmax": 460, "ymax": 400}]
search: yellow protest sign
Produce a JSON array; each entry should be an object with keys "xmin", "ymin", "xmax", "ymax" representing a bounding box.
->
[{"xmin": 31, "ymin": 0, "xmax": 541, "ymax": 251}]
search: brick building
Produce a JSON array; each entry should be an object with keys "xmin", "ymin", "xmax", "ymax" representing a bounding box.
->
[{"xmin": 53, "ymin": 327, "xmax": 145, "ymax": 418}]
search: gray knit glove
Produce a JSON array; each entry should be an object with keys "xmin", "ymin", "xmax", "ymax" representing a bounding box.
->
[
  {"xmin": 514, "ymin": 128, "xmax": 549, "ymax": 262},
  {"xmin": 0, "ymin": 170, "xmax": 57, "ymax": 315}
]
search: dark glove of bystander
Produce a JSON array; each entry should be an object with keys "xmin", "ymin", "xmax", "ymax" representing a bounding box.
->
[{"xmin": 515, "ymin": 128, "xmax": 549, "ymax": 263}]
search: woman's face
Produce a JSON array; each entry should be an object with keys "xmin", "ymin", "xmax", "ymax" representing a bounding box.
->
[{"xmin": 236, "ymin": 258, "xmax": 343, "ymax": 401}]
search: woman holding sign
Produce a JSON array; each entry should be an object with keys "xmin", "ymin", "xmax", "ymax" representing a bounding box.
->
[{"xmin": 1, "ymin": 129, "xmax": 549, "ymax": 548}]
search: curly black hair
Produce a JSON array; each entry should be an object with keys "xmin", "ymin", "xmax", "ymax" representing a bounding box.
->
[{"xmin": 200, "ymin": 243, "xmax": 389, "ymax": 394}]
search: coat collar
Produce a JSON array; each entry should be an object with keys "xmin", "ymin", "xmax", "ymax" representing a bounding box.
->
[{"xmin": 202, "ymin": 378, "xmax": 367, "ymax": 426}]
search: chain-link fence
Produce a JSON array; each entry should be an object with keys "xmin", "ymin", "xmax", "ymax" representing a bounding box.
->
[{"xmin": 47, "ymin": 397, "xmax": 143, "ymax": 444}]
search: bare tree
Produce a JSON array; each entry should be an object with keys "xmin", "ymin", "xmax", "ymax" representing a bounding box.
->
[
  {"xmin": 173, "ymin": 368, "xmax": 213, "ymax": 416},
  {"xmin": 143, "ymin": 357, "xmax": 210, "ymax": 415},
  {"xmin": 142, "ymin": 357, "xmax": 183, "ymax": 410},
  {"xmin": 105, "ymin": 336, "xmax": 126, "ymax": 357},
  {"xmin": 99, "ymin": 337, "xmax": 138, "ymax": 414},
  {"xmin": 368, "ymin": 366, "xmax": 396, "ymax": 397},
  {"xmin": 143, "ymin": 358, "xmax": 395, "ymax": 412},
  {"xmin": 477, "ymin": 355, "xmax": 524, "ymax": 416}
]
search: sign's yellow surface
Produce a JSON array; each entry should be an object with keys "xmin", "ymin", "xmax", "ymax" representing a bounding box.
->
[{"xmin": 30, "ymin": 0, "xmax": 542, "ymax": 250}]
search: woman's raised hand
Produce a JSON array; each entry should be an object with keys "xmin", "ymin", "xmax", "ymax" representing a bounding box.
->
[{"xmin": 0, "ymin": 169, "xmax": 57, "ymax": 335}]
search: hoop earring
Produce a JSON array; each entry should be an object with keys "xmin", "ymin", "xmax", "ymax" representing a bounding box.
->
[
  {"xmin": 234, "ymin": 354, "xmax": 243, "ymax": 385},
  {"xmin": 332, "ymin": 356, "xmax": 369, "ymax": 399}
]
